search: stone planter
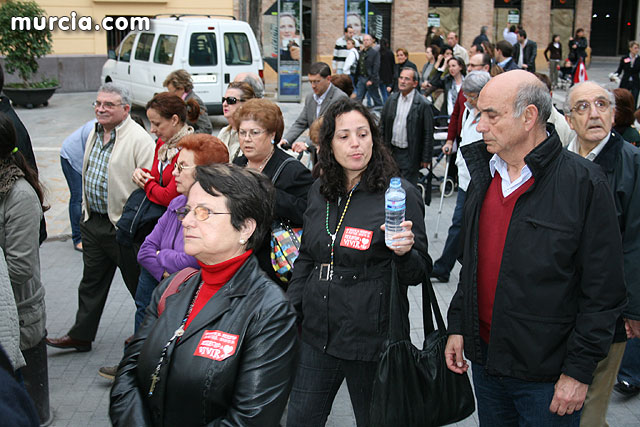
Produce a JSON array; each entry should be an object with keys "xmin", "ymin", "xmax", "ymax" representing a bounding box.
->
[{"xmin": 2, "ymin": 86, "xmax": 59, "ymax": 108}]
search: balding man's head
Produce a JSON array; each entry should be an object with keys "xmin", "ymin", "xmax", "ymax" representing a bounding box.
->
[
  {"xmin": 234, "ymin": 72, "xmax": 264, "ymax": 98},
  {"xmin": 476, "ymin": 71, "xmax": 552, "ymax": 157}
]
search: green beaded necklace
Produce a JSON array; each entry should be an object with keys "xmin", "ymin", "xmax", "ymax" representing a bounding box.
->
[{"xmin": 324, "ymin": 182, "xmax": 359, "ymax": 280}]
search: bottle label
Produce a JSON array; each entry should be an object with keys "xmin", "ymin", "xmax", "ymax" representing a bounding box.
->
[
  {"xmin": 340, "ymin": 227, "xmax": 373, "ymax": 251},
  {"xmin": 386, "ymin": 199, "xmax": 405, "ymax": 211}
]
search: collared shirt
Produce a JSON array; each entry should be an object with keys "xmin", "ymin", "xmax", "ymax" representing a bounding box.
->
[
  {"xmin": 84, "ymin": 122, "xmax": 121, "ymax": 214},
  {"xmin": 391, "ymin": 89, "xmax": 416, "ymax": 149},
  {"xmin": 489, "ymin": 154, "xmax": 533, "ymax": 197},
  {"xmin": 313, "ymin": 83, "xmax": 332, "ymax": 118},
  {"xmin": 498, "ymin": 58, "xmax": 511, "ymax": 69},
  {"xmin": 567, "ymin": 133, "xmax": 611, "ymax": 161},
  {"xmin": 456, "ymin": 106, "xmax": 482, "ymax": 191}
]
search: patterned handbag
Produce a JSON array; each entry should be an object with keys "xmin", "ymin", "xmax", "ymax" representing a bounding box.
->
[{"xmin": 270, "ymin": 220, "xmax": 302, "ymax": 283}]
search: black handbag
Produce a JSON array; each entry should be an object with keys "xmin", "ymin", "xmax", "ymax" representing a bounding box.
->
[
  {"xmin": 370, "ymin": 264, "xmax": 475, "ymax": 426},
  {"xmin": 115, "ymin": 188, "xmax": 166, "ymax": 247}
]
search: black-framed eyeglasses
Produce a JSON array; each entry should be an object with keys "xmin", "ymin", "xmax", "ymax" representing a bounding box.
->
[
  {"xmin": 222, "ymin": 96, "xmax": 245, "ymax": 105},
  {"xmin": 175, "ymin": 163, "xmax": 196, "ymax": 174},
  {"xmin": 92, "ymin": 101, "xmax": 123, "ymax": 109},
  {"xmin": 176, "ymin": 206, "xmax": 231, "ymax": 221},
  {"xmin": 570, "ymin": 99, "xmax": 611, "ymax": 115}
]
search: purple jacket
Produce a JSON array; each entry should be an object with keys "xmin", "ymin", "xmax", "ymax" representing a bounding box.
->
[{"xmin": 137, "ymin": 195, "xmax": 199, "ymax": 281}]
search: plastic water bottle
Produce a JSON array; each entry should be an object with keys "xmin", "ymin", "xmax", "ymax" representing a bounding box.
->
[{"xmin": 385, "ymin": 177, "xmax": 406, "ymax": 247}]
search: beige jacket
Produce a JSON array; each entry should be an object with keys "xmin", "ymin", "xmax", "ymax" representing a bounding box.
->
[{"xmin": 82, "ymin": 115, "xmax": 155, "ymax": 225}]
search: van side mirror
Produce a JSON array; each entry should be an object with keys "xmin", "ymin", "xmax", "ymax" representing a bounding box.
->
[{"xmin": 108, "ymin": 50, "xmax": 117, "ymax": 60}]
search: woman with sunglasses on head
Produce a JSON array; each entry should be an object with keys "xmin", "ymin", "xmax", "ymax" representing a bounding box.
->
[
  {"xmin": 218, "ymin": 82, "xmax": 256, "ymax": 162},
  {"xmin": 232, "ymin": 99, "xmax": 314, "ymax": 286},
  {"xmin": 111, "ymin": 163, "xmax": 297, "ymax": 426},
  {"xmin": 133, "ymin": 134, "xmax": 229, "ymax": 332},
  {"xmin": 285, "ymin": 98, "xmax": 430, "ymax": 426}
]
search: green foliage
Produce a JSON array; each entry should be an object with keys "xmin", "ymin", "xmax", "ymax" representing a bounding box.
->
[
  {"xmin": 0, "ymin": 1, "xmax": 53, "ymax": 87},
  {"xmin": 5, "ymin": 78, "xmax": 58, "ymax": 89}
]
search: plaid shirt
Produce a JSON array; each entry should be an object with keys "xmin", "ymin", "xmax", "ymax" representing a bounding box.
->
[{"xmin": 84, "ymin": 124, "xmax": 117, "ymax": 214}]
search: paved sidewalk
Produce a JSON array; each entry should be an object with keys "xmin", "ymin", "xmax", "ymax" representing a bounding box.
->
[{"xmin": 16, "ymin": 57, "xmax": 640, "ymax": 425}]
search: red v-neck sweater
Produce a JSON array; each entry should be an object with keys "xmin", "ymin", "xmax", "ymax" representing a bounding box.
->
[
  {"xmin": 184, "ymin": 250, "xmax": 253, "ymax": 329},
  {"xmin": 477, "ymin": 173, "xmax": 533, "ymax": 343}
]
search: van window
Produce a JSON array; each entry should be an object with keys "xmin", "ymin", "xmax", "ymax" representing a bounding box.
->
[
  {"xmin": 154, "ymin": 34, "xmax": 178, "ymax": 65},
  {"xmin": 118, "ymin": 33, "xmax": 136, "ymax": 63},
  {"xmin": 189, "ymin": 33, "xmax": 218, "ymax": 66},
  {"xmin": 135, "ymin": 33, "xmax": 154, "ymax": 61},
  {"xmin": 224, "ymin": 33, "xmax": 253, "ymax": 65}
]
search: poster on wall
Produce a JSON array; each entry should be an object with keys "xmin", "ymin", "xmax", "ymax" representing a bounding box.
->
[
  {"xmin": 428, "ymin": 13, "xmax": 441, "ymax": 27},
  {"xmin": 345, "ymin": 1, "xmax": 388, "ymax": 46},
  {"xmin": 507, "ymin": 10, "xmax": 520, "ymax": 24},
  {"xmin": 278, "ymin": 0, "xmax": 302, "ymax": 101}
]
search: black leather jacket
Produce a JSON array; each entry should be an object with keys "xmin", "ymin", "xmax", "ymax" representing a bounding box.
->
[
  {"xmin": 448, "ymin": 128, "xmax": 626, "ymax": 385},
  {"xmin": 109, "ymin": 256, "xmax": 297, "ymax": 426}
]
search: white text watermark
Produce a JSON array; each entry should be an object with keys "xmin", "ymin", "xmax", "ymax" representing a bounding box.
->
[{"xmin": 11, "ymin": 13, "xmax": 150, "ymax": 32}]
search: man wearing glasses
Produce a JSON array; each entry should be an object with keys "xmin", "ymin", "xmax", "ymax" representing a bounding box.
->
[
  {"xmin": 47, "ymin": 83, "xmax": 154, "ymax": 352},
  {"xmin": 565, "ymin": 81, "xmax": 640, "ymax": 427},
  {"xmin": 279, "ymin": 62, "xmax": 347, "ymax": 153},
  {"xmin": 445, "ymin": 71, "xmax": 626, "ymax": 425}
]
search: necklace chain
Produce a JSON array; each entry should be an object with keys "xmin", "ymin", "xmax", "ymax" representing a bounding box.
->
[
  {"xmin": 255, "ymin": 147, "xmax": 275, "ymax": 172},
  {"xmin": 324, "ymin": 183, "xmax": 358, "ymax": 280}
]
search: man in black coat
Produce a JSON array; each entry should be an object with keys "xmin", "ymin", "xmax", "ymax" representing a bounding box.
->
[
  {"xmin": 511, "ymin": 30, "xmax": 537, "ymax": 72},
  {"xmin": 380, "ymin": 67, "xmax": 433, "ymax": 185},
  {"xmin": 445, "ymin": 71, "xmax": 626, "ymax": 425},
  {"xmin": 615, "ymin": 41, "xmax": 640, "ymax": 106},
  {"xmin": 355, "ymin": 33, "xmax": 383, "ymax": 108},
  {"xmin": 565, "ymin": 81, "xmax": 640, "ymax": 425}
]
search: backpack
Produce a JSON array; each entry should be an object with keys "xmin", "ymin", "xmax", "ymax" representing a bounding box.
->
[{"xmin": 350, "ymin": 50, "xmax": 360, "ymax": 76}]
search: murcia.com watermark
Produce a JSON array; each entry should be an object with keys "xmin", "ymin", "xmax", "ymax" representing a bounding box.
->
[{"xmin": 11, "ymin": 12, "xmax": 150, "ymax": 32}]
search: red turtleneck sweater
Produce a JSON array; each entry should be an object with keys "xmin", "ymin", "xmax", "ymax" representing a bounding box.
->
[{"xmin": 184, "ymin": 250, "xmax": 253, "ymax": 329}]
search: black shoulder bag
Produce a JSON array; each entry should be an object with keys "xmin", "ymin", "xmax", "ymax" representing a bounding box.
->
[{"xmin": 370, "ymin": 264, "xmax": 475, "ymax": 426}]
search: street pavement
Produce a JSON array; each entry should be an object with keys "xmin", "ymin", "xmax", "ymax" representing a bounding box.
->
[{"xmin": 14, "ymin": 57, "xmax": 640, "ymax": 426}]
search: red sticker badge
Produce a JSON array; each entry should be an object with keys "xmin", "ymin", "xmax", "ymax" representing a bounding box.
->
[
  {"xmin": 340, "ymin": 227, "xmax": 373, "ymax": 251},
  {"xmin": 194, "ymin": 330, "xmax": 239, "ymax": 361}
]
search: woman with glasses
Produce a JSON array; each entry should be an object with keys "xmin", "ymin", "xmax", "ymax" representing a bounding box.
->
[
  {"xmin": 285, "ymin": 98, "xmax": 430, "ymax": 426},
  {"xmin": 218, "ymin": 82, "xmax": 256, "ymax": 162},
  {"xmin": 110, "ymin": 163, "xmax": 297, "ymax": 426},
  {"xmin": 134, "ymin": 134, "xmax": 229, "ymax": 331},
  {"xmin": 232, "ymin": 99, "xmax": 313, "ymax": 286}
]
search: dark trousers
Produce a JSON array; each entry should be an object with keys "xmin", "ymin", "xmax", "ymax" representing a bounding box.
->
[
  {"xmin": 432, "ymin": 189, "xmax": 466, "ymax": 276},
  {"xmin": 68, "ymin": 213, "xmax": 140, "ymax": 341},
  {"xmin": 391, "ymin": 146, "xmax": 419, "ymax": 185},
  {"xmin": 472, "ymin": 341, "xmax": 581, "ymax": 426},
  {"xmin": 356, "ymin": 76, "xmax": 383, "ymax": 107},
  {"xmin": 286, "ymin": 341, "xmax": 377, "ymax": 427},
  {"xmin": 618, "ymin": 337, "xmax": 640, "ymax": 387},
  {"xmin": 134, "ymin": 267, "xmax": 159, "ymax": 332},
  {"xmin": 60, "ymin": 156, "xmax": 82, "ymax": 245}
]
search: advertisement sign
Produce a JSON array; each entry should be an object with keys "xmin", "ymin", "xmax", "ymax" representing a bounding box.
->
[
  {"xmin": 278, "ymin": 0, "xmax": 302, "ymax": 101},
  {"xmin": 507, "ymin": 10, "xmax": 520, "ymax": 24},
  {"xmin": 428, "ymin": 13, "xmax": 441, "ymax": 27}
]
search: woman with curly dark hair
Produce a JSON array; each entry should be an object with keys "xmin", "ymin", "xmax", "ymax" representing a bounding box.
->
[
  {"xmin": 286, "ymin": 98, "xmax": 431, "ymax": 426},
  {"xmin": 613, "ymin": 88, "xmax": 640, "ymax": 146}
]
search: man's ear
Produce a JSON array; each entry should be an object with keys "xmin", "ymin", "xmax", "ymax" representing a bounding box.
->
[{"xmin": 523, "ymin": 105, "xmax": 539, "ymax": 132}]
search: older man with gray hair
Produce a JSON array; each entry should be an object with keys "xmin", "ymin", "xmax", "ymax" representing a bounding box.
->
[
  {"xmin": 564, "ymin": 81, "xmax": 640, "ymax": 427},
  {"xmin": 446, "ymin": 70, "xmax": 626, "ymax": 426},
  {"xmin": 47, "ymin": 83, "xmax": 155, "ymax": 352},
  {"xmin": 234, "ymin": 72, "xmax": 264, "ymax": 98}
]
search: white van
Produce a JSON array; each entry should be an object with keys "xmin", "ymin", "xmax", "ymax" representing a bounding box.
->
[{"xmin": 101, "ymin": 15, "xmax": 263, "ymax": 115}]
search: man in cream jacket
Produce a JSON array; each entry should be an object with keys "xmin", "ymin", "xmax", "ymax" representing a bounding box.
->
[{"xmin": 47, "ymin": 83, "xmax": 154, "ymax": 352}]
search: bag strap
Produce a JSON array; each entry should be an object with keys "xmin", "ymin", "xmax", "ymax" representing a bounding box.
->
[
  {"xmin": 387, "ymin": 261, "xmax": 407, "ymax": 342},
  {"xmin": 271, "ymin": 157, "xmax": 297, "ymax": 185},
  {"xmin": 157, "ymin": 267, "xmax": 199, "ymax": 315},
  {"xmin": 422, "ymin": 274, "xmax": 446, "ymax": 334}
]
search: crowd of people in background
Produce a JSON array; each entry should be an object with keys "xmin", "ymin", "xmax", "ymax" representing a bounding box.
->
[{"xmin": 3, "ymin": 16, "xmax": 640, "ymax": 427}]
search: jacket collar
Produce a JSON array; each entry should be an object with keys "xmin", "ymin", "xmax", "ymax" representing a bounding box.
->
[
  {"xmin": 593, "ymin": 131, "xmax": 623, "ymax": 173},
  {"xmin": 463, "ymin": 124, "xmax": 562, "ymax": 186},
  {"xmin": 165, "ymin": 255, "xmax": 266, "ymax": 343}
]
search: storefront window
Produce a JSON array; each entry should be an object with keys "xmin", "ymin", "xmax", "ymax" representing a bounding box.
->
[{"xmin": 428, "ymin": 0, "xmax": 461, "ymax": 42}]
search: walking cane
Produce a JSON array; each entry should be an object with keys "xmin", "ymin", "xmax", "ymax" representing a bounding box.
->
[{"xmin": 434, "ymin": 153, "xmax": 450, "ymax": 239}]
